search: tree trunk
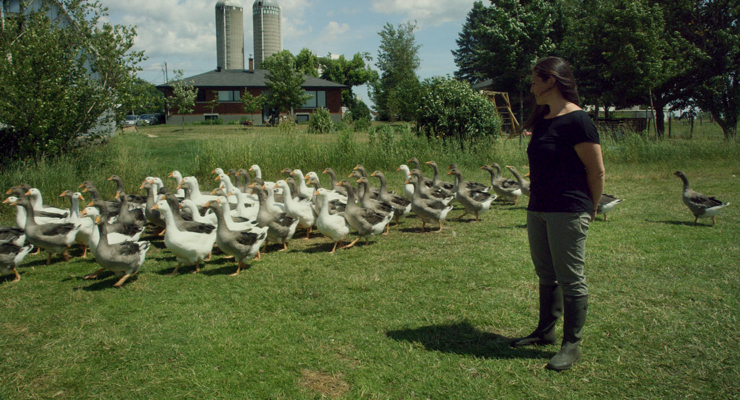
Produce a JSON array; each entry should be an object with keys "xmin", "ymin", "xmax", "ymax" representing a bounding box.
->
[{"xmin": 712, "ymin": 112, "xmax": 737, "ymax": 139}]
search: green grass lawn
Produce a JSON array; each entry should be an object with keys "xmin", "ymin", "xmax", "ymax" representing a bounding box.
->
[{"xmin": 1, "ymin": 123, "xmax": 738, "ymax": 399}]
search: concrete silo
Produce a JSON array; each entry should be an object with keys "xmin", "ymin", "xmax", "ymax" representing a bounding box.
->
[
  {"xmin": 252, "ymin": 0, "xmax": 282, "ymax": 69},
  {"xmin": 215, "ymin": 0, "xmax": 245, "ymax": 70}
]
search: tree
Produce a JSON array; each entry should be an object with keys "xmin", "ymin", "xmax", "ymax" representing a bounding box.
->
[
  {"xmin": 261, "ymin": 50, "xmax": 311, "ymax": 119},
  {"xmin": 127, "ymin": 78, "xmax": 165, "ymax": 115},
  {"xmin": 295, "ymin": 48, "xmax": 320, "ymax": 77},
  {"xmin": 319, "ymin": 52, "xmax": 379, "ymax": 106},
  {"xmin": 452, "ymin": 0, "xmax": 557, "ymax": 121},
  {"xmin": 168, "ymin": 70, "xmax": 197, "ymax": 132},
  {"xmin": 0, "ymin": 0, "xmax": 144, "ymax": 161},
  {"xmin": 370, "ymin": 22, "xmax": 420, "ymax": 121},
  {"xmin": 417, "ymin": 76, "xmax": 502, "ymax": 148},
  {"xmin": 241, "ymin": 91, "xmax": 265, "ymax": 125}
]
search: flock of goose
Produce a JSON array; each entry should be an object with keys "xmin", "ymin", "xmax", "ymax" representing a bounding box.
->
[{"xmin": 0, "ymin": 159, "xmax": 729, "ymax": 286}]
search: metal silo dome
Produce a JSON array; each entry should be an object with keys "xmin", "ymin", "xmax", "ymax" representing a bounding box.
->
[
  {"xmin": 252, "ymin": 0, "xmax": 280, "ymax": 9},
  {"xmin": 217, "ymin": 0, "xmax": 242, "ymax": 7}
]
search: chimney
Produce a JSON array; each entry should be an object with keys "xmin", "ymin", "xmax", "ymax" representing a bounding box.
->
[{"xmin": 248, "ymin": 55, "xmax": 254, "ymax": 72}]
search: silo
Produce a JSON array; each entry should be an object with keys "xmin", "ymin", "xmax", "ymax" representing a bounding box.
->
[
  {"xmin": 252, "ymin": 0, "xmax": 282, "ymax": 69},
  {"xmin": 215, "ymin": 0, "xmax": 245, "ymax": 70}
]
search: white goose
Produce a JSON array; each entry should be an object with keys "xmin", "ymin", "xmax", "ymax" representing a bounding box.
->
[
  {"xmin": 179, "ymin": 176, "xmax": 220, "ymax": 204},
  {"xmin": 227, "ymin": 188, "xmax": 259, "ymax": 221},
  {"xmin": 153, "ymin": 199, "xmax": 217, "ymax": 275},
  {"xmin": 60, "ymin": 190, "xmax": 93, "ymax": 257},
  {"xmin": 168, "ymin": 170, "xmax": 187, "ymax": 199},
  {"xmin": 26, "ymin": 188, "xmax": 70, "ymax": 218},
  {"xmin": 397, "ymin": 165, "xmax": 416, "ymax": 199},
  {"xmin": 180, "ymin": 199, "xmax": 218, "ymax": 225},
  {"xmin": 289, "ymin": 169, "xmax": 315, "ymax": 200},
  {"xmin": 275, "ymin": 180, "xmax": 316, "ymax": 239},
  {"xmin": 79, "ymin": 207, "xmax": 141, "ymax": 259},
  {"xmin": 314, "ymin": 188, "xmax": 351, "ymax": 254}
]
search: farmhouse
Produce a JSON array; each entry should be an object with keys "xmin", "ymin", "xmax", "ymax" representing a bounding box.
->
[{"xmin": 156, "ymin": 67, "xmax": 347, "ymax": 125}]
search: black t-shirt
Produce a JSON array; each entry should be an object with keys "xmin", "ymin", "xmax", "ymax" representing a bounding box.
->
[{"xmin": 526, "ymin": 110, "xmax": 600, "ymax": 213}]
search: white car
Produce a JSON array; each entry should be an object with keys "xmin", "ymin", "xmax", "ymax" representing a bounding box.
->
[{"xmin": 122, "ymin": 115, "xmax": 138, "ymax": 126}]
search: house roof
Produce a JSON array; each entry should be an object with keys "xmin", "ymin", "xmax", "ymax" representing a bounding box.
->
[{"xmin": 156, "ymin": 69, "xmax": 347, "ymax": 89}]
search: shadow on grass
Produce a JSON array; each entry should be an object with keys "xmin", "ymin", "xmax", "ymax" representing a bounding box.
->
[
  {"xmin": 645, "ymin": 219, "xmax": 713, "ymax": 227},
  {"xmin": 386, "ymin": 321, "xmax": 554, "ymax": 360},
  {"xmin": 201, "ymin": 264, "xmax": 244, "ymax": 276},
  {"xmin": 0, "ymin": 273, "xmax": 19, "ymax": 284}
]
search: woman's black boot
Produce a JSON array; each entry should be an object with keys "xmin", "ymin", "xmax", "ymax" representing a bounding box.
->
[
  {"xmin": 510, "ymin": 284, "xmax": 563, "ymax": 347},
  {"xmin": 546, "ymin": 294, "xmax": 588, "ymax": 371}
]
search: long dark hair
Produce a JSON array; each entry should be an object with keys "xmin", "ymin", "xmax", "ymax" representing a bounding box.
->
[{"xmin": 522, "ymin": 57, "xmax": 580, "ymax": 131}]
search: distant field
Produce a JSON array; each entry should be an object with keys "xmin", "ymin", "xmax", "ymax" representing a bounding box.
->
[{"xmin": 1, "ymin": 122, "xmax": 738, "ymax": 399}]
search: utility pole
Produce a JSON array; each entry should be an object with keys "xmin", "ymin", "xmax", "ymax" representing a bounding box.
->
[{"xmin": 164, "ymin": 61, "xmax": 168, "ymax": 83}]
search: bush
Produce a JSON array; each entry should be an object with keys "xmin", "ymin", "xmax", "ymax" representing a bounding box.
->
[
  {"xmin": 353, "ymin": 117, "xmax": 372, "ymax": 132},
  {"xmin": 417, "ymin": 76, "xmax": 502, "ymax": 144},
  {"xmin": 308, "ymin": 107, "xmax": 333, "ymax": 134},
  {"xmin": 349, "ymin": 99, "xmax": 372, "ymax": 121}
]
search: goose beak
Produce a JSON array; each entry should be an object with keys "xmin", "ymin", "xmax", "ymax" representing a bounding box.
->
[
  {"xmin": 290, "ymin": 171, "xmax": 295, "ymax": 176},
  {"xmin": 506, "ymin": 165, "xmax": 512, "ymax": 168},
  {"xmin": 139, "ymin": 184, "xmax": 145, "ymax": 189},
  {"xmin": 168, "ymin": 172, "xmax": 174, "ymax": 177},
  {"xmin": 216, "ymin": 198, "xmax": 222, "ymax": 204},
  {"xmin": 525, "ymin": 173, "xmax": 530, "ymax": 177},
  {"xmin": 337, "ymin": 180, "xmax": 345, "ymax": 186},
  {"xmin": 2, "ymin": 198, "xmax": 9, "ymax": 204},
  {"xmin": 80, "ymin": 210, "xmax": 87, "ymax": 217},
  {"xmin": 314, "ymin": 190, "xmax": 319, "ymax": 196},
  {"xmin": 9, "ymin": 200, "xmax": 17, "ymax": 206},
  {"xmin": 4, "ymin": 189, "xmax": 12, "ymax": 194},
  {"xmin": 396, "ymin": 167, "xmax": 401, "ymax": 171},
  {"xmin": 322, "ymin": 168, "xmax": 328, "ymax": 174},
  {"xmin": 78, "ymin": 183, "xmax": 85, "ymax": 189},
  {"xmin": 211, "ymin": 169, "xmax": 217, "ymax": 174},
  {"xmin": 304, "ymin": 175, "xmax": 310, "ymax": 181},
  {"xmin": 353, "ymin": 166, "xmax": 358, "ymax": 170},
  {"xmin": 95, "ymin": 216, "xmax": 101, "ymax": 224},
  {"xmin": 235, "ymin": 171, "xmax": 240, "ymax": 176},
  {"xmin": 404, "ymin": 179, "xmax": 410, "ymax": 184},
  {"xmin": 115, "ymin": 192, "xmax": 120, "ymax": 199},
  {"xmin": 370, "ymin": 172, "xmax": 376, "ymax": 177},
  {"xmin": 249, "ymin": 166, "xmax": 254, "ymax": 171},
  {"xmin": 107, "ymin": 176, "xmax": 113, "ymax": 181},
  {"xmin": 447, "ymin": 171, "xmax": 452, "ymax": 175},
  {"xmin": 24, "ymin": 190, "xmax": 31, "ymax": 196},
  {"xmin": 210, "ymin": 189, "xmax": 217, "ymax": 195},
  {"xmin": 152, "ymin": 204, "xmax": 159, "ymax": 210},
  {"xmin": 425, "ymin": 161, "xmax": 432, "ymax": 164},
  {"xmin": 261, "ymin": 184, "xmax": 266, "ymax": 189},
  {"xmin": 176, "ymin": 183, "xmax": 183, "ymax": 190},
  {"xmin": 347, "ymin": 173, "xmax": 353, "ymax": 178},
  {"xmin": 82, "ymin": 187, "xmax": 88, "ymax": 192},
  {"xmin": 77, "ymin": 194, "xmax": 84, "ymax": 201},
  {"xmin": 227, "ymin": 191, "xmax": 233, "ymax": 196},
  {"xmin": 356, "ymin": 178, "xmax": 362, "ymax": 183},
  {"xmin": 248, "ymin": 183, "xmax": 255, "ymax": 188},
  {"xmin": 215, "ymin": 175, "xmax": 221, "ymax": 181},
  {"xmin": 87, "ymin": 201, "xmax": 95, "ymax": 207},
  {"xmin": 58, "ymin": 192, "xmax": 65, "ymax": 197}
]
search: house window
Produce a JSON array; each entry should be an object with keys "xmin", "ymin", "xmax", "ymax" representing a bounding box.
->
[
  {"xmin": 196, "ymin": 89, "xmax": 206, "ymax": 102},
  {"xmin": 302, "ymin": 90, "xmax": 326, "ymax": 109},
  {"xmin": 218, "ymin": 90, "xmax": 241, "ymax": 102}
]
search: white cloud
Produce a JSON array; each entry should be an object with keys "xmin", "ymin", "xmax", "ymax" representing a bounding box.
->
[
  {"xmin": 321, "ymin": 21, "xmax": 350, "ymax": 38},
  {"xmin": 370, "ymin": 0, "xmax": 476, "ymax": 27}
]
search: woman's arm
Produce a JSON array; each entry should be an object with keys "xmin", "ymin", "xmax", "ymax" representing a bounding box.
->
[{"xmin": 574, "ymin": 142, "xmax": 605, "ymax": 221}]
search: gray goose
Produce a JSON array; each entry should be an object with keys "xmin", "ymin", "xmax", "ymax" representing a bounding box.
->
[
  {"xmin": 0, "ymin": 226, "xmax": 25, "ymax": 247},
  {"xmin": 79, "ymin": 181, "xmax": 122, "ymax": 215},
  {"xmin": 505, "ymin": 165, "xmax": 530, "ymax": 197},
  {"xmin": 370, "ymin": 170, "xmax": 411, "ymax": 225},
  {"xmin": 596, "ymin": 194, "xmax": 624, "ymax": 221},
  {"xmin": 204, "ymin": 200, "xmax": 268, "ymax": 276},
  {"xmin": 448, "ymin": 169, "xmax": 496, "ymax": 221},
  {"xmin": 410, "ymin": 169, "xmax": 455, "ymax": 203},
  {"xmin": 425, "ymin": 161, "xmax": 455, "ymax": 195},
  {"xmin": 482, "ymin": 164, "xmax": 522, "ymax": 205},
  {"xmin": 140, "ymin": 181, "xmax": 166, "ymax": 233},
  {"xmin": 114, "ymin": 191, "xmax": 146, "ymax": 227},
  {"xmin": 356, "ymin": 178, "xmax": 395, "ymax": 235},
  {"xmin": 353, "ymin": 165, "xmax": 383, "ymax": 199},
  {"xmin": 83, "ymin": 215, "xmax": 150, "ymax": 287},
  {"xmin": 11, "ymin": 196, "xmax": 80, "ymax": 265},
  {"xmin": 446, "ymin": 164, "xmax": 491, "ymax": 193},
  {"xmin": 407, "ymin": 158, "xmax": 434, "ymax": 188},
  {"xmin": 253, "ymin": 186, "xmax": 299, "ymax": 252},
  {"xmin": 337, "ymin": 180, "xmax": 393, "ymax": 249},
  {"xmin": 405, "ymin": 175, "xmax": 454, "ymax": 233},
  {"xmin": 674, "ymin": 171, "xmax": 730, "ymax": 225},
  {"xmin": 0, "ymin": 242, "xmax": 34, "ymax": 283},
  {"xmin": 87, "ymin": 199, "xmax": 145, "ymax": 240},
  {"xmin": 108, "ymin": 174, "xmax": 147, "ymax": 205},
  {"xmin": 322, "ymin": 167, "xmax": 349, "ymax": 197}
]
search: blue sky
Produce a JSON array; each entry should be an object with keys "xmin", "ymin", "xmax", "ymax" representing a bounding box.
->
[{"xmin": 98, "ymin": 0, "xmax": 479, "ymax": 106}]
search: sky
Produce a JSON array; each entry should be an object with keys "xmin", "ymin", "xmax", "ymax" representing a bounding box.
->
[{"xmin": 98, "ymin": 0, "xmax": 480, "ymax": 106}]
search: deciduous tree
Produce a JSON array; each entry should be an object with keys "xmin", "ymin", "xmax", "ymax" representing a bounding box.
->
[
  {"xmin": 261, "ymin": 50, "xmax": 311, "ymax": 119},
  {"xmin": 370, "ymin": 22, "xmax": 420, "ymax": 121}
]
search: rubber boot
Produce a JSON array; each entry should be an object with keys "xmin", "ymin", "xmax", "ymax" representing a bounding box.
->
[
  {"xmin": 546, "ymin": 294, "xmax": 588, "ymax": 371},
  {"xmin": 510, "ymin": 284, "xmax": 563, "ymax": 347}
]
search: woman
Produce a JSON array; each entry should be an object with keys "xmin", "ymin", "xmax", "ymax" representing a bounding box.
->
[{"xmin": 510, "ymin": 57, "xmax": 604, "ymax": 371}]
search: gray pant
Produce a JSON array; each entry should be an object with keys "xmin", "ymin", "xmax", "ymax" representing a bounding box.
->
[{"xmin": 527, "ymin": 211, "xmax": 591, "ymax": 297}]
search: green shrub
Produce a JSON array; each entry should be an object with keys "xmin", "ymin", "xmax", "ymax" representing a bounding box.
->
[
  {"xmin": 278, "ymin": 119, "xmax": 296, "ymax": 135},
  {"xmin": 353, "ymin": 117, "xmax": 371, "ymax": 132},
  {"xmin": 308, "ymin": 107, "xmax": 333, "ymax": 134},
  {"xmin": 349, "ymin": 99, "xmax": 372, "ymax": 121}
]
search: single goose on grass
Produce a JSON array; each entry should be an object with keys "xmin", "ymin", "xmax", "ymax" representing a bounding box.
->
[
  {"xmin": 275, "ymin": 180, "xmax": 317, "ymax": 239},
  {"xmin": 253, "ymin": 186, "xmax": 299, "ymax": 252},
  {"xmin": 337, "ymin": 180, "xmax": 393, "ymax": 249},
  {"xmin": 405, "ymin": 175, "xmax": 454, "ymax": 233},
  {"xmin": 60, "ymin": 190, "xmax": 92, "ymax": 257},
  {"xmin": 314, "ymin": 188, "xmax": 351, "ymax": 254},
  {"xmin": 11, "ymin": 195, "xmax": 80, "ymax": 265},
  {"xmin": 446, "ymin": 164, "xmax": 491, "ymax": 193},
  {"xmin": 25, "ymin": 188, "xmax": 70, "ymax": 218},
  {"xmin": 204, "ymin": 200, "xmax": 268, "ymax": 275},
  {"xmin": 153, "ymin": 199, "xmax": 216, "ymax": 275},
  {"xmin": 426, "ymin": 161, "xmax": 455, "ymax": 195},
  {"xmin": 448, "ymin": 169, "xmax": 496, "ymax": 222},
  {"xmin": 356, "ymin": 177, "xmax": 395, "ymax": 235},
  {"xmin": 79, "ymin": 207, "xmax": 139, "ymax": 259},
  {"xmin": 322, "ymin": 167, "xmax": 349, "ymax": 197},
  {"xmin": 596, "ymin": 194, "xmax": 624, "ymax": 221},
  {"xmin": 505, "ymin": 165, "xmax": 530, "ymax": 198},
  {"xmin": 397, "ymin": 165, "xmax": 416, "ymax": 199},
  {"xmin": 0, "ymin": 243, "xmax": 33, "ymax": 283},
  {"xmin": 482, "ymin": 163, "xmax": 522, "ymax": 205},
  {"xmin": 108, "ymin": 174, "xmax": 147, "ymax": 205},
  {"xmin": 674, "ymin": 171, "xmax": 730, "ymax": 226},
  {"xmin": 82, "ymin": 215, "xmax": 150, "ymax": 287}
]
